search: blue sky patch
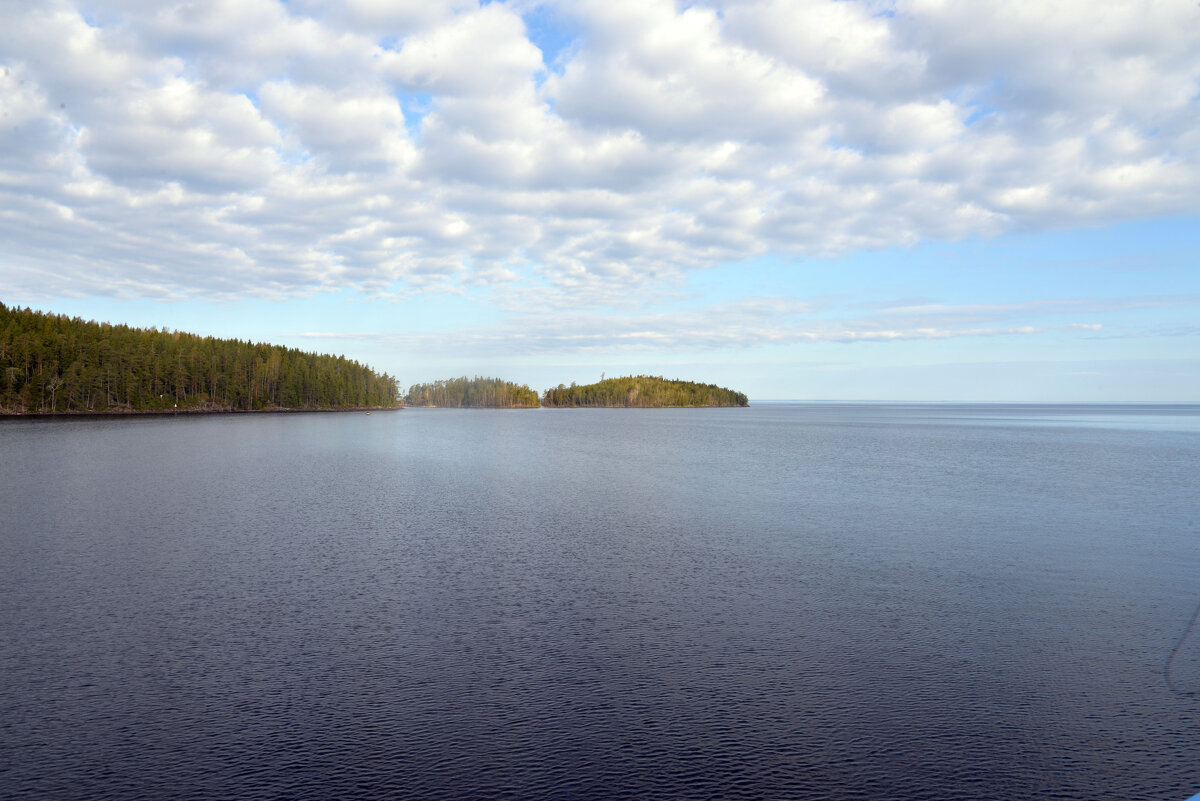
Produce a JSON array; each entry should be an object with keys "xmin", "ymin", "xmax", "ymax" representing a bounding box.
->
[{"xmin": 521, "ymin": 4, "xmax": 579, "ymax": 74}]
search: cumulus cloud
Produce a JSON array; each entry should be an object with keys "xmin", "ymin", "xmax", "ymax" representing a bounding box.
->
[{"xmin": 1, "ymin": 0, "xmax": 1198, "ymax": 305}]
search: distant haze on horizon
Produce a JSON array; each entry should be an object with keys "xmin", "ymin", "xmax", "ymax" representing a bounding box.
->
[{"xmin": 2, "ymin": 0, "xmax": 1198, "ymax": 401}]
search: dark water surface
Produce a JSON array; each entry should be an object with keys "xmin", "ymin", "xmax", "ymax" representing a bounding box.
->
[{"xmin": 3, "ymin": 403, "xmax": 1199, "ymax": 800}]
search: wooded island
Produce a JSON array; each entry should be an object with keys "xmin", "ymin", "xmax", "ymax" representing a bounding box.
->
[
  {"xmin": 542, "ymin": 375, "xmax": 749, "ymax": 407},
  {"xmin": 0, "ymin": 303, "xmax": 399, "ymax": 413},
  {"xmin": 405, "ymin": 377, "xmax": 540, "ymax": 408}
]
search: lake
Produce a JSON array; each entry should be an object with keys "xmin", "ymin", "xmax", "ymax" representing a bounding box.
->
[{"xmin": 2, "ymin": 403, "xmax": 1199, "ymax": 800}]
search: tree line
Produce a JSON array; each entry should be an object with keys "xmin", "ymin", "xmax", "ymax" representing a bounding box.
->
[
  {"xmin": 405, "ymin": 376, "xmax": 540, "ymax": 408},
  {"xmin": 0, "ymin": 303, "xmax": 399, "ymax": 413},
  {"xmin": 0, "ymin": 304, "xmax": 749, "ymax": 414},
  {"xmin": 541, "ymin": 375, "xmax": 749, "ymax": 407}
]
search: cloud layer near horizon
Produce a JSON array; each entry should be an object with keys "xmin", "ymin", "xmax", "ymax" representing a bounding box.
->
[{"xmin": 2, "ymin": 0, "xmax": 1198, "ymax": 306}]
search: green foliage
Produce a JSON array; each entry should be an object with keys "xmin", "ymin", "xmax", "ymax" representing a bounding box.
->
[
  {"xmin": 0, "ymin": 302, "xmax": 399, "ymax": 413},
  {"xmin": 405, "ymin": 376, "xmax": 540, "ymax": 408},
  {"xmin": 541, "ymin": 375, "xmax": 748, "ymax": 407}
]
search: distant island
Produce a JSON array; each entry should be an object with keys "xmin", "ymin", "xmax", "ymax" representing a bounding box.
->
[
  {"xmin": 0, "ymin": 303, "xmax": 399, "ymax": 414},
  {"xmin": 542, "ymin": 375, "xmax": 749, "ymax": 407},
  {"xmin": 405, "ymin": 377, "xmax": 540, "ymax": 408},
  {"xmin": 406, "ymin": 375, "xmax": 749, "ymax": 408}
]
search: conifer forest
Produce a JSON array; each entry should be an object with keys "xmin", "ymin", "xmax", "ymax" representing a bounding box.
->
[
  {"xmin": 541, "ymin": 375, "xmax": 749, "ymax": 407},
  {"xmin": 0, "ymin": 303, "xmax": 399, "ymax": 413},
  {"xmin": 405, "ymin": 377, "xmax": 540, "ymax": 408}
]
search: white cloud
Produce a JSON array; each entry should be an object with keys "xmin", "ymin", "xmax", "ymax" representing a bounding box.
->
[
  {"xmin": 296, "ymin": 318, "xmax": 1064, "ymax": 354},
  {"xmin": 380, "ymin": 3, "xmax": 542, "ymax": 96},
  {"xmin": 285, "ymin": 292, "xmax": 1130, "ymax": 356},
  {"xmin": 544, "ymin": 0, "xmax": 825, "ymax": 142},
  {"xmin": 0, "ymin": 0, "xmax": 1197, "ymax": 306},
  {"xmin": 258, "ymin": 82, "xmax": 415, "ymax": 171},
  {"xmin": 722, "ymin": 0, "xmax": 926, "ymax": 100},
  {"xmin": 297, "ymin": 0, "xmax": 478, "ymax": 37},
  {"xmin": 81, "ymin": 79, "xmax": 282, "ymax": 190}
]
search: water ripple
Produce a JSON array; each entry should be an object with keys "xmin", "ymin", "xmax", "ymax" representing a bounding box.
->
[{"xmin": 2, "ymin": 409, "xmax": 1199, "ymax": 799}]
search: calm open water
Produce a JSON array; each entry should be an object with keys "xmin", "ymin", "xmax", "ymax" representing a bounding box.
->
[{"xmin": 2, "ymin": 403, "xmax": 1199, "ymax": 800}]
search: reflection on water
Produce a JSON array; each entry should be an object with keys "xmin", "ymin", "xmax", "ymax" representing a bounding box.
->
[{"xmin": 2, "ymin": 404, "xmax": 1199, "ymax": 800}]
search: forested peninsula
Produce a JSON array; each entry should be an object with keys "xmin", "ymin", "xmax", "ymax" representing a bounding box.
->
[
  {"xmin": 405, "ymin": 376, "xmax": 539, "ymax": 408},
  {"xmin": 0, "ymin": 303, "xmax": 399, "ymax": 414},
  {"xmin": 542, "ymin": 375, "xmax": 749, "ymax": 407}
]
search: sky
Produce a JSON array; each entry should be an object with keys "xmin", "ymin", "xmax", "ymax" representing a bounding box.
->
[{"xmin": 1, "ymin": 0, "xmax": 1198, "ymax": 401}]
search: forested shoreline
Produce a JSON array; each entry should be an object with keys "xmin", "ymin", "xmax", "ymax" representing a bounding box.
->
[
  {"xmin": 405, "ymin": 376, "xmax": 539, "ymax": 408},
  {"xmin": 0, "ymin": 303, "xmax": 399, "ymax": 414},
  {"xmin": 542, "ymin": 375, "xmax": 749, "ymax": 407},
  {"xmin": 1, "ymin": 304, "xmax": 751, "ymax": 416}
]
